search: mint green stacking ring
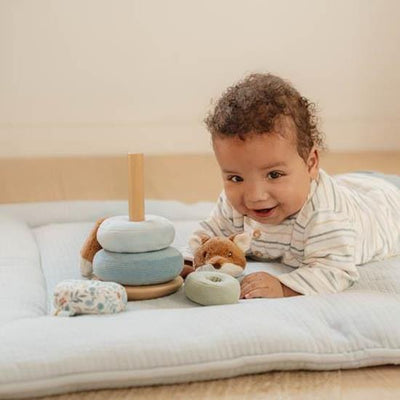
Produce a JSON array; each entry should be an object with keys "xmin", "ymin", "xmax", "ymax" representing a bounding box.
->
[
  {"xmin": 184, "ymin": 271, "xmax": 240, "ymax": 306},
  {"xmin": 93, "ymin": 247, "xmax": 183, "ymax": 285}
]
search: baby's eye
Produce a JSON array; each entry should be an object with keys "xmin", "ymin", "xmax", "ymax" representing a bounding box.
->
[
  {"xmin": 227, "ymin": 251, "xmax": 232, "ymax": 257},
  {"xmin": 203, "ymin": 251, "xmax": 208, "ymax": 258},
  {"xmin": 228, "ymin": 175, "xmax": 243, "ymax": 183},
  {"xmin": 267, "ymin": 171, "xmax": 283, "ymax": 180}
]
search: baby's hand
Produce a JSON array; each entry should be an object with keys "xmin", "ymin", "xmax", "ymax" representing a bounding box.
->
[{"xmin": 240, "ymin": 272, "xmax": 284, "ymax": 299}]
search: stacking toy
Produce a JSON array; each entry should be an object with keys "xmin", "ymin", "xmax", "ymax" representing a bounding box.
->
[
  {"xmin": 124, "ymin": 276, "xmax": 183, "ymax": 300},
  {"xmin": 97, "ymin": 215, "xmax": 175, "ymax": 253},
  {"xmin": 92, "ymin": 153, "xmax": 184, "ymax": 300},
  {"xmin": 184, "ymin": 271, "xmax": 240, "ymax": 306},
  {"xmin": 93, "ymin": 247, "xmax": 183, "ymax": 285}
]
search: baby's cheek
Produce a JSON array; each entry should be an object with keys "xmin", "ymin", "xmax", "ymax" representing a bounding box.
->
[{"xmin": 224, "ymin": 188, "xmax": 242, "ymax": 209}]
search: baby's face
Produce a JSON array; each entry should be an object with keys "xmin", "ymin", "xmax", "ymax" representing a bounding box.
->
[{"xmin": 213, "ymin": 132, "xmax": 319, "ymax": 225}]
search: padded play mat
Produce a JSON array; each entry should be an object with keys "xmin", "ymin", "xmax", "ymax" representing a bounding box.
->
[{"xmin": 1, "ymin": 200, "xmax": 400, "ymax": 399}]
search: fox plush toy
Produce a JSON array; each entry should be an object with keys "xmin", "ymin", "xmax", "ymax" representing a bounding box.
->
[
  {"xmin": 178, "ymin": 232, "xmax": 251, "ymax": 279},
  {"xmin": 80, "ymin": 218, "xmax": 250, "ymax": 279}
]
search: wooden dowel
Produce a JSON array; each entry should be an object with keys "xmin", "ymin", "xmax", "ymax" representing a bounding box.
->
[{"xmin": 128, "ymin": 153, "xmax": 145, "ymax": 221}]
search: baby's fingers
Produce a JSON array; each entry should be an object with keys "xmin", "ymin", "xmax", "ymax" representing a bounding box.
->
[
  {"xmin": 240, "ymin": 279, "xmax": 261, "ymax": 298},
  {"xmin": 243, "ymin": 288, "xmax": 270, "ymax": 299},
  {"xmin": 240, "ymin": 279, "xmax": 256, "ymax": 297},
  {"xmin": 240, "ymin": 275, "xmax": 264, "ymax": 292}
]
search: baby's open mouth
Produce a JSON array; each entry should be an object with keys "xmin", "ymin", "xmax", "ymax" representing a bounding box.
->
[{"xmin": 254, "ymin": 206, "xmax": 277, "ymax": 215}]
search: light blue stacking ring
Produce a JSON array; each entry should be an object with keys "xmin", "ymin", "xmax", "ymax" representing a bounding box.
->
[
  {"xmin": 97, "ymin": 215, "xmax": 175, "ymax": 253},
  {"xmin": 184, "ymin": 271, "xmax": 241, "ymax": 306},
  {"xmin": 93, "ymin": 247, "xmax": 183, "ymax": 285}
]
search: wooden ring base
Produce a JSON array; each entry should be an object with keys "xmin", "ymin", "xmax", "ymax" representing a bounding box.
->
[{"xmin": 123, "ymin": 276, "xmax": 184, "ymax": 300}]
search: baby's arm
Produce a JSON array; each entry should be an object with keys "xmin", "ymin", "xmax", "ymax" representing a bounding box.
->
[
  {"xmin": 241, "ymin": 210, "xmax": 359, "ymax": 298},
  {"xmin": 190, "ymin": 191, "xmax": 243, "ymax": 241},
  {"xmin": 278, "ymin": 210, "xmax": 359, "ymax": 295}
]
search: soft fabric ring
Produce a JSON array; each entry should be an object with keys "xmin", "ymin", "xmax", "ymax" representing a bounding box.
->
[
  {"xmin": 93, "ymin": 247, "xmax": 183, "ymax": 285},
  {"xmin": 53, "ymin": 279, "xmax": 127, "ymax": 317},
  {"xmin": 97, "ymin": 214, "xmax": 175, "ymax": 253},
  {"xmin": 184, "ymin": 271, "xmax": 240, "ymax": 306}
]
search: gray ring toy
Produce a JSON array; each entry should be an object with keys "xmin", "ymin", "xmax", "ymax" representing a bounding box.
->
[{"xmin": 184, "ymin": 271, "xmax": 240, "ymax": 306}]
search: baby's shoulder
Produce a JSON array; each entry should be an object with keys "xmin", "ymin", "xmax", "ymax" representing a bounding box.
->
[
  {"xmin": 296, "ymin": 204, "xmax": 348, "ymax": 233},
  {"xmin": 296, "ymin": 171, "xmax": 351, "ymax": 232},
  {"xmin": 299, "ymin": 170, "xmax": 342, "ymax": 217}
]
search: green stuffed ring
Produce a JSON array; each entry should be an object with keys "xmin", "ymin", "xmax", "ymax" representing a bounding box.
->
[{"xmin": 184, "ymin": 270, "xmax": 240, "ymax": 306}]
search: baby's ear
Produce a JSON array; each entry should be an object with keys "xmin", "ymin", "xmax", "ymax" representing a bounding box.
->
[
  {"xmin": 230, "ymin": 232, "xmax": 251, "ymax": 253},
  {"xmin": 189, "ymin": 233, "xmax": 211, "ymax": 252}
]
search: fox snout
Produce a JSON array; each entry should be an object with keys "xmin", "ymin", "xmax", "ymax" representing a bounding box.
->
[{"xmin": 207, "ymin": 256, "xmax": 227, "ymax": 269}]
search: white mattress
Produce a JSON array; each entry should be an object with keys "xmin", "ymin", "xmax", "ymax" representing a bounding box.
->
[{"xmin": 1, "ymin": 200, "xmax": 400, "ymax": 399}]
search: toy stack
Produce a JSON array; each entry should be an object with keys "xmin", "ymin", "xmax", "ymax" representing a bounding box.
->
[{"xmin": 92, "ymin": 154, "xmax": 184, "ymax": 300}]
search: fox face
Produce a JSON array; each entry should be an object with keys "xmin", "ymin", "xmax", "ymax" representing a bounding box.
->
[{"xmin": 189, "ymin": 233, "xmax": 250, "ymax": 277}]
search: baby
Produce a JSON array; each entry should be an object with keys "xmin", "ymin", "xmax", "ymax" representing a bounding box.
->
[{"xmin": 191, "ymin": 73, "xmax": 400, "ymax": 299}]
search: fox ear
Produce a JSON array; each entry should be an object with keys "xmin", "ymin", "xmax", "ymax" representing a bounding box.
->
[
  {"xmin": 189, "ymin": 233, "xmax": 211, "ymax": 252},
  {"xmin": 230, "ymin": 232, "xmax": 251, "ymax": 253},
  {"xmin": 80, "ymin": 217, "xmax": 107, "ymax": 277}
]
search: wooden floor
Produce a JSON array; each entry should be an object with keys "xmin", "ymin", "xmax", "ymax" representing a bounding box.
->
[{"xmin": 38, "ymin": 366, "xmax": 400, "ymax": 400}]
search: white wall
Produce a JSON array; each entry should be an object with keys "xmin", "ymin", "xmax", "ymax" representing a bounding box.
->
[{"xmin": 1, "ymin": 0, "xmax": 399, "ymax": 157}]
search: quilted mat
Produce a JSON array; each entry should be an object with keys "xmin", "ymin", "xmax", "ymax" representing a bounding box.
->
[{"xmin": 0, "ymin": 201, "xmax": 400, "ymax": 399}]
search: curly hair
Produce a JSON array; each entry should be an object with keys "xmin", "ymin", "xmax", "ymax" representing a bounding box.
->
[{"xmin": 205, "ymin": 73, "xmax": 324, "ymax": 161}]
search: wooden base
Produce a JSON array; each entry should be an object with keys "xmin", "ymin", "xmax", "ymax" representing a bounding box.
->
[{"xmin": 124, "ymin": 276, "xmax": 183, "ymax": 300}]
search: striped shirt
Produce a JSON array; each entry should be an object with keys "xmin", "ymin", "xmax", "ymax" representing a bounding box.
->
[{"xmin": 193, "ymin": 169, "xmax": 400, "ymax": 295}]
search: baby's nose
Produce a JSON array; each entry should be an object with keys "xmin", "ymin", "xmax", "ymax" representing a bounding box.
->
[{"xmin": 245, "ymin": 183, "xmax": 269, "ymax": 203}]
